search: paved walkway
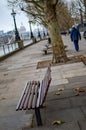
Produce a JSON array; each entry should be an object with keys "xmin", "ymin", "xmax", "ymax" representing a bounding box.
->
[{"xmin": 0, "ymin": 35, "xmax": 86, "ymax": 130}]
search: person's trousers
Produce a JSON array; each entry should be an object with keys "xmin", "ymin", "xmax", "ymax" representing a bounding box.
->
[{"xmin": 73, "ymin": 40, "xmax": 79, "ymax": 51}]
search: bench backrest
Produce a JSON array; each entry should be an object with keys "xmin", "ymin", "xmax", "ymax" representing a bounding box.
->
[{"xmin": 37, "ymin": 65, "xmax": 51, "ymax": 107}]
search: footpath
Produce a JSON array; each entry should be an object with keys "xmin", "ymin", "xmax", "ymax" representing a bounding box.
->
[{"xmin": 0, "ymin": 35, "xmax": 86, "ymax": 130}]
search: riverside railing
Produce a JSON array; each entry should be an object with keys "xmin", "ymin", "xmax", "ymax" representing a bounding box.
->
[
  {"xmin": 0, "ymin": 37, "xmax": 48, "ymax": 58},
  {"xmin": 0, "ymin": 43, "xmax": 18, "ymax": 57},
  {"xmin": 0, "ymin": 38, "xmax": 34, "ymax": 57}
]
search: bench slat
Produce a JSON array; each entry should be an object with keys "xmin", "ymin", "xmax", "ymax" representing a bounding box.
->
[
  {"xmin": 42, "ymin": 79, "xmax": 51, "ymax": 105},
  {"xmin": 36, "ymin": 81, "xmax": 42, "ymax": 108},
  {"xmin": 23, "ymin": 82, "xmax": 32, "ymax": 110},
  {"xmin": 18, "ymin": 81, "xmax": 31, "ymax": 110},
  {"xmin": 27, "ymin": 81, "xmax": 36, "ymax": 109},
  {"xmin": 40, "ymin": 66, "xmax": 51, "ymax": 106},
  {"xmin": 16, "ymin": 81, "xmax": 30, "ymax": 111},
  {"xmin": 32, "ymin": 81, "xmax": 39, "ymax": 108}
]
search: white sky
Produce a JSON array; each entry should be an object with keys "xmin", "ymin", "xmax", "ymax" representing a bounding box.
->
[
  {"xmin": 0, "ymin": 0, "xmax": 70, "ymax": 33},
  {"xmin": 0, "ymin": 0, "xmax": 30, "ymax": 33}
]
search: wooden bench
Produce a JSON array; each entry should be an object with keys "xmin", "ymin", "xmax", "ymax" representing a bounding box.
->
[
  {"xmin": 16, "ymin": 66, "xmax": 51, "ymax": 126},
  {"xmin": 43, "ymin": 44, "xmax": 52, "ymax": 55}
]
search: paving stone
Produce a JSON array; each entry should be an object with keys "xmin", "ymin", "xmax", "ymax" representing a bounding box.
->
[
  {"xmin": 50, "ymin": 78, "xmax": 69, "ymax": 88},
  {"xmin": 63, "ymin": 68, "xmax": 86, "ymax": 78},
  {"xmin": 64, "ymin": 82, "xmax": 86, "ymax": 89},
  {"xmin": 48, "ymin": 88, "xmax": 74, "ymax": 101},
  {"xmin": 46, "ymin": 98, "xmax": 71, "ymax": 111},
  {"xmin": 81, "ymin": 106, "xmax": 86, "ymax": 116},
  {"xmin": 78, "ymin": 119, "xmax": 86, "ymax": 130},
  {"xmin": 26, "ymin": 121, "xmax": 80, "ymax": 130},
  {"xmin": 0, "ymin": 113, "xmax": 33, "ymax": 130},
  {"xmin": 70, "ymin": 96, "xmax": 86, "ymax": 107},
  {"xmin": 45, "ymin": 107, "xmax": 85, "ymax": 125},
  {"xmin": 68, "ymin": 75, "xmax": 86, "ymax": 83}
]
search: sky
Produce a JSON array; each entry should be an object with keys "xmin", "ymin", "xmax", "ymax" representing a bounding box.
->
[
  {"xmin": 0, "ymin": 0, "xmax": 71, "ymax": 33},
  {"xmin": 0, "ymin": 0, "xmax": 30, "ymax": 33}
]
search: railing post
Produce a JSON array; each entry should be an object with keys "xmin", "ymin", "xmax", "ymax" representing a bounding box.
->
[
  {"xmin": 7, "ymin": 45, "xmax": 10, "ymax": 53},
  {"xmin": 11, "ymin": 44, "xmax": 13, "ymax": 51},
  {"xmin": 3, "ymin": 45, "xmax": 6, "ymax": 55}
]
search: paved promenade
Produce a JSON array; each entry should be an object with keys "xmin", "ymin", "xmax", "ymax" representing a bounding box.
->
[{"xmin": 0, "ymin": 35, "xmax": 86, "ymax": 130}]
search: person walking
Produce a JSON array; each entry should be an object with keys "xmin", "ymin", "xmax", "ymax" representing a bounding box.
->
[{"xmin": 70, "ymin": 25, "xmax": 81, "ymax": 52}]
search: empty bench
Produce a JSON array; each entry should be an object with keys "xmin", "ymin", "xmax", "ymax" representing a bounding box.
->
[
  {"xmin": 16, "ymin": 66, "xmax": 51, "ymax": 126},
  {"xmin": 43, "ymin": 44, "xmax": 52, "ymax": 54}
]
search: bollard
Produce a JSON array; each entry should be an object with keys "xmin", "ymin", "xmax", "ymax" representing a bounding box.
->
[
  {"xmin": 17, "ymin": 40, "xmax": 24, "ymax": 49},
  {"xmin": 32, "ymin": 38, "xmax": 36, "ymax": 43}
]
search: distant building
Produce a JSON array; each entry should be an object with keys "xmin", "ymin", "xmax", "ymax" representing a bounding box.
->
[
  {"xmin": 19, "ymin": 23, "xmax": 26, "ymax": 33},
  {"xmin": 0, "ymin": 30, "xmax": 14, "ymax": 45},
  {"xmin": 7, "ymin": 30, "xmax": 14, "ymax": 35},
  {"xmin": 19, "ymin": 23, "xmax": 29, "ymax": 40},
  {"xmin": 0, "ymin": 30, "xmax": 4, "ymax": 36}
]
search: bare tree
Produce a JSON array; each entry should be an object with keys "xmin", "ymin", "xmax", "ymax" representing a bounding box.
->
[
  {"xmin": 70, "ymin": 0, "xmax": 86, "ymax": 23},
  {"xmin": 8, "ymin": 0, "xmax": 69, "ymax": 63},
  {"xmin": 56, "ymin": 2, "xmax": 73, "ymax": 31}
]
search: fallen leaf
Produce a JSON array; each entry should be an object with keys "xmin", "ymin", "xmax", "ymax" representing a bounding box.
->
[
  {"xmin": 78, "ymin": 88, "xmax": 85, "ymax": 92},
  {"xmin": 58, "ymin": 88, "xmax": 64, "ymax": 91},
  {"xmin": 75, "ymin": 56, "xmax": 78, "ymax": 59},
  {"xmin": 4, "ymin": 73, "xmax": 8, "ymax": 76},
  {"xmin": 80, "ymin": 56, "xmax": 84, "ymax": 59},
  {"xmin": 74, "ymin": 88, "xmax": 79, "ymax": 91},
  {"xmin": 52, "ymin": 120, "xmax": 65, "ymax": 125},
  {"xmin": 74, "ymin": 87, "xmax": 85, "ymax": 92},
  {"xmin": 75, "ymin": 93, "xmax": 79, "ymax": 96},
  {"xmin": 55, "ymin": 92, "xmax": 60, "ymax": 95}
]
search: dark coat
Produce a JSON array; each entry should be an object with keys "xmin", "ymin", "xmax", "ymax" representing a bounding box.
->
[{"xmin": 70, "ymin": 27, "xmax": 81, "ymax": 41}]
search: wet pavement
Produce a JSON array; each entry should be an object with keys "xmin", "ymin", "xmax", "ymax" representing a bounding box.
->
[{"xmin": 0, "ymin": 35, "xmax": 86, "ymax": 130}]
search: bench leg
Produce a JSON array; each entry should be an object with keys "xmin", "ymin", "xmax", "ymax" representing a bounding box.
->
[
  {"xmin": 35, "ymin": 108, "xmax": 43, "ymax": 126},
  {"xmin": 45, "ymin": 50, "xmax": 47, "ymax": 54}
]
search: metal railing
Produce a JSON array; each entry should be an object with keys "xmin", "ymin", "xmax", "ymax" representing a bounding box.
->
[
  {"xmin": 0, "ymin": 37, "xmax": 48, "ymax": 57},
  {"xmin": 0, "ymin": 43, "xmax": 18, "ymax": 57}
]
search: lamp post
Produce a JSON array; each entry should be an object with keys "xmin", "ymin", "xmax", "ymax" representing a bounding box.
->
[
  {"xmin": 47, "ymin": 31, "xmax": 49, "ymax": 36},
  {"xmin": 29, "ymin": 19, "xmax": 36, "ymax": 43},
  {"xmin": 11, "ymin": 9, "xmax": 21, "ymax": 41},
  {"xmin": 11, "ymin": 9, "xmax": 23, "ymax": 49},
  {"xmin": 29, "ymin": 20, "xmax": 34, "ymax": 39},
  {"xmin": 37, "ymin": 24, "xmax": 41, "ymax": 39},
  {"xmin": 43, "ymin": 27, "xmax": 46, "ymax": 37}
]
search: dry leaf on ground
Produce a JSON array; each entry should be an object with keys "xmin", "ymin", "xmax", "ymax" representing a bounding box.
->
[
  {"xmin": 55, "ymin": 92, "xmax": 60, "ymax": 95},
  {"xmin": 52, "ymin": 120, "xmax": 65, "ymax": 125},
  {"xmin": 74, "ymin": 87, "xmax": 85, "ymax": 92},
  {"xmin": 58, "ymin": 88, "xmax": 64, "ymax": 91},
  {"xmin": 74, "ymin": 93, "xmax": 79, "ymax": 96}
]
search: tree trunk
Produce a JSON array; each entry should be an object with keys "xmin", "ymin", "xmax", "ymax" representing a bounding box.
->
[
  {"xmin": 45, "ymin": 2, "xmax": 68, "ymax": 63},
  {"xmin": 49, "ymin": 20, "xmax": 68, "ymax": 63}
]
